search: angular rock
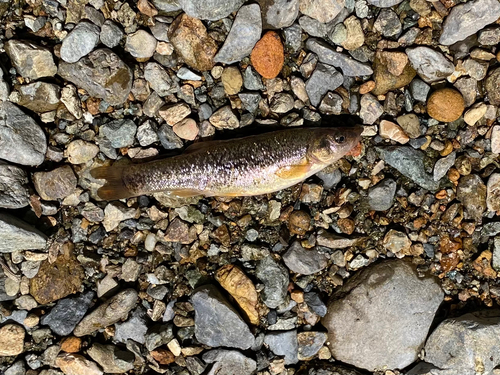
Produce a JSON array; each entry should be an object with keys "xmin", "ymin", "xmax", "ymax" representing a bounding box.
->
[
  {"xmin": 433, "ymin": 152, "xmax": 456, "ymax": 182},
  {"xmin": 0, "ymin": 101, "xmax": 47, "ymax": 166},
  {"xmin": 259, "ymin": 0, "xmax": 299, "ymax": 29},
  {"xmin": 360, "ymin": 93, "xmax": 383, "ymax": 125},
  {"xmin": 406, "ymin": 47, "xmax": 455, "ymax": 83},
  {"xmin": 151, "ymin": 0, "xmax": 181, "ymax": 12},
  {"xmin": 74, "ymin": 289, "xmax": 138, "ymax": 337},
  {"xmin": 100, "ymin": 119, "xmax": 137, "ymax": 149},
  {"xmin": 383, "ymin": 229, "xmax": 411, "ymax": 254},
  {"xmin": 372, "ymin": 51, "xmax": 416, "ymax": 95},
  {"xmin": 316, "ymin": 229, "xmax": 363, "ymax": 248},
  {"xmin": 485, "ymin": 67, "xmax": 500, "ymax": 106},
  {"xmin": 297, "ymin": 331, "xmax": 327, "ymax": 360},
  {"xmin": 144, "ymin": 62, "xmax": 177, "ymax": 97},
  {"xmin": 264, "ymin": 330, "xmax": 298, "ymax": 364},
  {"xmin": 283, "ymin": 241, "xmax": 328, "ymax": 275},
  {"xmin": 61, "ymin": 21, "xmax": 100, "ymax": 63},
  {"xmin": 114, "ymin": 307, "xmax": 148, "ymax": 344},
  {"xmin": 0, "ymin": 324, "xmax": 25, "ymax": 356},
  {"xmin": 87, "ymin": 344, "xmax": 135, "ymax": 374},
  {"xmin": 103, "ymin": 202, "xmax": 137, "ymax": 231},
  {"xmin": 0, "ymin": 212, "xmax": 47, "ymax": 253},
  {"xmin": 487, "ymin": 173, "xmax": 500, "ymax": 212},
  {"xmin": 214, "ymin": 4, "xmax": 262, "ymax": 64},
  {"xmin": 58, "ymin": 49, "xmax": 133, "ymax": 106},
  {"xmin": 178, "ymin": 0, "xmax": 245, "ymax": 20},
  {"xmin": 209, "ymin": 105, "xmax": 239, "ymax": 129},
  {"xmin": 192, "ymin": 284, "xmax": 255, "ymax": 349},
  {"xmin": 0, "ymin": 162, "xmax": 29, "ymax": 209},
  {"xmin": 66, "ymin": 140, "xmax": 99, "ymax": 164},
  {"xmin": 368, "ymin": 178, "xmax": 396, "ymax": 211},
  {"xmin": 55, "ymin": 354, "xmax": 103, "ymax": 375},
  {"xmin": 33, "ymin": 165, "xmax": 77, "ymax": 201},
  {"xmin": 374, "ymin": 8, "xmax": 401, "ymax": 37},
  {"xmin": 367, "ymin": 0, "xmax": 402, "ymax": 6},
  {"xmin": 457, "ymin": 174, "xmax": 486, "ymax": 222},
  {"xmin": 158, "ymin": 124, "xmax": 183, "ymax": 149},
  {"xmin": 202, "ymin": 349, "xmax": 256, "ymax": 375},
  {"xmin": 439, "ymin": 0, "xmax": 500, "ymax": 45},
  {"xmin": 322, "ymin": 260, "xmax": 443, "ymax": 371},
  {"xmin": 306, "ymin": 63, "xmax": 343, "ymax": 107},
  {"xmin": 100, "ymin": 20, "xmax": 123, "ymax": 49},
  {"xmin": 15, "ymin": 82, "xmax": 61, "ymax": 113},
  {"xmin": 299, "ymin": 0, "xmax": 345, "ymax": 23},
  {"xmin": 5, "ymin": 40, "xmax": 57, "ymax": 80},
  {"xmin": 256, "ymin": 256, "xmax": 289, "ymax": 309}
]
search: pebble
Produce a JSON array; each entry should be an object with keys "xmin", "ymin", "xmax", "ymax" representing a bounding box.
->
[
  {"xmin": 379, "ymin": 120, "xmax": 409, "ymax": 144},
  {"xmin": 74, "ymin": 289, "xmax": 137, "ymax": 337},
  {"xmin": 100, "ymin": 20, "xmax": 123, "ymax": 48},
  {"xmin": 5, "ymin": 40, "xmax": 57, "ymax": 80},
  {"xmin": 377, "ymin": 146, "xmax": 440, "ymax": 191},
  {"xmin": 114, "ymin": 307, "xmax": 148, "ymax": 344},
  {"xmin": 4, "ymin": 361, "xmax": 25, "ymax": 375},
  {"xmin": 322, "ymin": 260, "xmax": 443, "ymax": 371},
  {"xmin": 61, "ymin": 21, "xmax": 100, "ymax": 63},
  {"xmin": 0, "ymin": 101, "xmax": 47, "ymax": 166},
  {"xmin": 383, "ymin": 229, "xmax": 411, "ymax": 253},
  {"xmin": 256, "ymin": 256, "xmax": 289, "ymax": 308},
  {"xmin": 40, "ymin": 292, "xmax": 94, "ymax": 336},
  {"xmin": 221, "ymin": 66, "xmax": 243, "ymax": 95},
  {"xmin": 0, "ymin": 212, "xmax": 47, "ymax": 252},
  {"xmin": 66, "ymin": 140, "xmax": 99, "ymax": 164},
  {"xmin": 306, "ymin": 39, "xmax": 373, "ymax": 77},
  {"xmin": 0, "ymin": 324, "xmax": 25, "ymax": 356},
  {"xmin": 178, "ymin": 0, "xmax": 245, "ymax": 20},
  {"xmin": 396, "ymin": 113, "xmax": 421, "ymax": 139},
  {"xmin": 214, "ymin": 4, "xmax": 262, "ymax": 64},
  {"xmin": 144, "ymin": 62, "xmax": 177, "ymax": 97},
  {"xmin": 368, "ymin": 178, "xmax": 396, "ymax": 211},
  {"xmin": 58, "ymin": 49, "xmax": 133, "ymax": 106},
  {"xmin": 202, "ymin": 349, "xmax": 257, "ymax": 375},
  {"xmin": 56, "ymin": 354, "xmax": 103, "ymax": 375},
  {"xmin": 61, "ymin": 85, "xmax": 83, "ymax": 119},
  {"xmin": 297, "ymin": 331, "xmax": 327, "ymax": 360},
  {"xmin": 485, "ymin": 67, "xmax": 500, "ymax": 105},
  {"xmin": 367, "ymin": 0, "xmax": 403, "ymax": 7},
  {"xmin": 487, "ymin": 173, "xmax": 500, "ymax": 212},
  {"xmin": 259, "ymin": 0, "xmax": 298, "ymax": 29},
  {"xmin": 479, "ymin": 26, "xmax": 500, "ymax": 45},
  {"xmin": 158, "ymin": 124, "xmax": 184, "ymax": 149},
  {"xmin": 125, "ymin": 30, "xmax": 157, "ymax": 59},
  {"xmin": 374, "ymin": 8, "xmax": 401, "ymax": 37},
  {"xmin": 457, "ymin": 174, "xmax": 487, "ymax": 222},
  {"xmin": 372, "ymin": 51, "xmax": 416, "ymax": 95},
  {"xmin": 299, "ymin": 0, "xmax": 345, "ymax": 23},
  {"xmin": 0, "ymin": 162, "xmax": 29, "ymax": 209},
  {"xmin": 33, "ymin": 165, "xmax": 77, "ymax": 201},
  {"xmin": 406, "ymin": 47, "xmax": 455, "ymax": 83},
  {"xmin": 288, "ymin": 210, "xmax": 311, "ymax": 235},
  {"xmin": 360, "ymin": 94, "xmax": 383, "ymax": 125},
  {"xmin": 319, "ymin": 92, "xmax": 343, "ymax": 114},
  {"xmin": 306, "ymin": 63, "xmax": 343, "ymax": 107},
  {"xmin": 87, "ymin": 344, "xmax": 134, "ymax": 374},
  {"xmin": 283, "ymin": 241, "xmax": 329, "ymax": 275},
  {"xmin": 192, "ymin": 284, "xmax": 255, "ymax": 349},
  {"xmin": 168, "ymin": 14, "xmax": 218, "ymax": 71},
  {"xmin": 177, "ymin": 67, "xmax": 202, "ymax": 81},
  {"xmin": 100, "ymin": 119, "xmax": 137, "ymax": 148},
  {"xmin": 410, "ymin": 79, "xmax": 430, "ymax": 102},
  {"xmin": 433, "ymin": 151, "xmax": 456, "ymax": 181},
  {"xmin": 304, "ymin": 292, "xmax": 327, "ymax": 316},
  {"xmin": 243, "ymin": 66, "xmax": 265, "ymax": 90},
  {"xmin": 173, "ymin": 118, "xmax": 198, "ymax": 140},
  {"xmin": 103, "ymin": 202, "xmax": 137, "ymax": 232},
  {"xmin": 15, "ymin": 82, "xmax": 61, "ymax": 113},
  {"xmin": 439, "ymin": 0, "xmax": 500, "ymax": 45},
  {"xmin": 250, "ymin": 31, "xmax": 284, "ymax": 79},
  {"xmin": 239, "ymin": 93, "xmax": 261, "ymax": 113},
  {"xmin": 209, "ymin": 105, "xmax": 239, "ymax": 129},
  {"xmin": 270, "ymin": 93, "xmax": 294, "ymax": 113},
  {"xmin": 464, "ymin": 103, "xmax": 487, "ymax": 126},
  {"xmin": 342, "ymin": 16, "xmax": 364, "ymax": 50},
  {"xmin": 264, "ymin": 330, "xmax": 298, "ymax": 364},
  {"xmin": 427, "ymin": 88, "xmax": 465, "ymax": 123}
]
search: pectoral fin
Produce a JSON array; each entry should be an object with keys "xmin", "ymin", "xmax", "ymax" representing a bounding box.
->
[{"xmin": 275, "ymin": 163, "xmax": 312, "ymax": 180}]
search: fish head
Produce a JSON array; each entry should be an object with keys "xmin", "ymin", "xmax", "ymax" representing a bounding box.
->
[{"xmin": 309, "ymin": 126, "xmax": 363, "ymax": 164}]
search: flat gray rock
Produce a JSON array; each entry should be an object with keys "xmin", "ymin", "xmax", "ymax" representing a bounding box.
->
[
  {"xmin": 0, "ymin": 162, "xmax": 29, "ymax": 209},
  {"xmin": 283, "ymin": 241, "xmax": 329, "ymax": 275},
  {"xmin": 114, "ymin": 307, "xmax": 148, "ymax": 344},
  {"xmin": 406, "ymin": 47, "xmax": 455, "ymax": 83},
  {"xmin": 100, "ymin": 20, "xmax": 123, "ymax": 49},
  {"xmin": 0, "ymin": 212, "xmax": 47, "ymax": 253},
  {"xmin": 264, "ymin": 330, "xmax": 298, "ymax": 364},
  {"xmin": 322, "ymin": 260, "xmax": 443, "ymax": 371},
  {"xmin": 178, "ymin": 0, "xmax": 245, "ymax": 20},
  {"xmin": 256, "ymin": 255, "xmax": 289, "ymax": 309},
  {"xmin": 258, "ymin": 0, "xmax": 299, "ymax": 29},
  {"xmin": 202, "ymin": 350, "xmax": 256, "ymax": 375},
  {"xmin": 0, "ymin": 101, "xmax": 47, "ymax": 166},
  {"xmin": 439, "ymin": 0, "xmax": 500, "ymax": 45},
  {"xmin": 100, "ymin": 119, "xmax": 137, "ymax": 149},
  {"xmin": 5, "ymin": 40, "xmax": 57, "ymax": 80},
  {"xmin": 87, "ymin": 344, "xmax": 134, "ymax": 374},
  {"xmin": 367, "ymin": 0, "xmax": 403, "ymax": 7},
  {"xmin": 61, "ymin": 21, "xmax": 100, "ymax": 63},
  {"xmin": 214, "ymin": 4, "xmax": 262, "ymax": 64},
  {"xmin": 15, "ymin": 81, "xmax": 61, "ymax": 113},
  {"xmin": 368, "ymin": 178, "xmax": 396, "ymax": 211},
  {"xmin": 151, "ymin": 0, "xmax": 181, "ymax": 12},
  {"xmin": 306, "ymin": 63, "xmax": 343, "ymax": 107},
  {"xmin": 299, "ymin": 0, "xmax": 345, "ymax": 23}
]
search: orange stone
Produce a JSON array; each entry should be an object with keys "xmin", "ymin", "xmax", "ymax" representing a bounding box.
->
[
  {"xmin": 61, "ymin": 337, "xmax": 82, "ymax": 353},
  {"xmin": 250, "ymin": 31, "xmax": 284, "ymax": 79},
  {"xmin": 151, "ymin": 348, "xmax": 175, "ymax": 365},
  {"xmin": 427, "ymin": 88, "xmax": 465, "ymax": 123}
]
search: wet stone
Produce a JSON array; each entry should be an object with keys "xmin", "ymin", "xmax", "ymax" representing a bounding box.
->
[
  {"xmin": 87, "ymin": 344, "xmax": 135, "ymax": 374},
  {"xmin": 100, "ymin": 20, "xmax": 123, "ymax": 48},
  {"xmin": 406, "ymin": 47, "xmax": 455, "ymax": 83},
  {"xmin": 264, "ymin": 330, "xmax": 298, "ymax": 365},
  {"xmin": 158, "ymin": 124, "xmax": 184, "ymax": 149},
  {"xmin": 284, "ymin": 24, "xmax": 302, "ymax": 52},
  {"xmin": 259, "ymin": 0, "xmax": 299, "ymax": 29},
  {"xmin": 433, "ymin": 152, "xmax": 456, "ymax": 181},
  {"xmin": 239, "ymin": 92, "xmax": 261, "ymax": 113},
  {"xmin": 256, "ymin": 256, "xmax": 289, "ymax": 309},
  {"xmin": 0, "ymin": 162, "xmax": 29, "ymax": 209},
  {"xmin": 306, "ymin": 63, "xmax": 343, "ymax": 107},
  {"xmin": 374, "ymin": 8, "xmax": 401, "ymax": 37},
  {"xmin": 283, "ymin": 242, "xmax": 329, "ymax": 275},
  {"xmin": 5, "ymin": 40, "xmax": 57, "ymax": 80},
  {"xmin": 368, "ymin": 178, "xmax": 396, "ymax": 211},
  {"xmin": 202, "ymin": 349, "xmax": 257, "ymax": 375},
  {"xmin": 33, "ymin": 165, "xmax": 77, "ymax": 201},
  {"xmin": 410, "ymin": 79, "xmax": 430, "ymax": 102},
  {"xmin": 61, "ymin": 21, "xmax": 100, "ymax": 63},
  {"xmin": 372, "ymin": 51, "xmax": 416, "ymax": 95},
  {"xmin": 0, "ymin": 212, "xmax": 47, "ymax": 252}
]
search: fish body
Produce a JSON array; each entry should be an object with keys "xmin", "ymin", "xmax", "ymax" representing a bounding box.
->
[{"xmin": 92, "ymin": 126, "xmax": 362, "ymax": 200}]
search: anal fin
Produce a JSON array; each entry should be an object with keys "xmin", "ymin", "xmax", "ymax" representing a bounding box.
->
[{"xmin": 275, "ymin": 162, "xmax": 312, "ymax": 180}]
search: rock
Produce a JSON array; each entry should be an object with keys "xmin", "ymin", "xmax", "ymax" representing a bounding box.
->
[
  {"xmin": 360, "ymin": 94, "xmax": 383, "ymax": 125},
  {"xmin": 299, "ymin": 0, "xmax": 345, "ymax": 23},
  {"xmin": 0, "ymin": 213, "xmax": 47, "ymax": 253},
  {"xmin": 168, "ymin": 14, "xmax": 218, "ymax": 71},
  {"xmin": 464, "ymin": 103, "xmax": 487, "ymax": 126},
  {"xmin": 342, "ymin": 16, "xmax": 364, "ymax": 50},
  {"xmin": 383, "ymin": 229, "xmax": 411, "ymax": 253},
  {"xmin": 410, "ymin": 79, "xmax": 430, "ymax": 102},
  {"xmin": 372, "ymin": 51, "xmax": 416, "ymax": 95},
  {"xmin": 55, "ymin": 354, "xmax": 103, "ymax": 375},
  {"xmin": 66, "ymin": 140, "xmax": 99, "ymax": 164},
  {"xmin": 30, "ymin": 243, "xmax": 84, "ymax": 304},
  {"xmin": 288, "ymin": 210, "xmax": 311, "ymax": 235},
  {"xmin": 479, "ymin": 26, "xmax": 500, "ymax": 45},
  {"xmin": 151, "ymin": 0, "xmax": 181, "ymax": 12},
  {"xmin": 379, "ymin": 120, "xmax": 409, "ymax": 144},
  {"xmin": 299, "ymin": 15, "xmax": 328, "ymax": 38},
  {"xmin": 270, "ymin": 93, "xmax": 294, "ymax": 113},
  {"xmin": 322, "ymin": 260, "xmax": 443, "ymax": 371},
  {"xmin": 209, "ymin": 105, "xmax": 239, "ymax": 129},
  {"xmin": 306, "ymin": 63, "xmax": 343, "ymax": 107},
  {"xmin": 367, "ymin": 0, "xmax": 403, "ymax": 6},
  {"xmin": 202, "ymin": 349, "xmax": 257, "ymax": 375},
  {"xmin": 259, "ymin": 0, "xmax": 298, "ymax": 29},
  {"xmin": 427, "ymin": 88, "xmax": 465, "ymax": 122},
  {"xmin": 114, "ymin": 307, "xmax": 148, "ymax": 344},
  {"xmin": 173, "ymin": 118, "xmax": 198, "ymax": 140},
  {"xmin": 33, "ymin": 166, "xmax": 77, "ymax": 201},
  {"xmin": 368, "ymin": 178, "xmax": 396, "ymax": 211},
  {"xmin": 306, "ymin": 39, "xmax": 373, "ymax": 77},
  {"xmin": 58, "ymin": 49, "xmax": 133, "ymax": 106},
  {"xmin": 125, "ymin": 30, "xmax": 157, "ymax": 59},
  {"xmin": 177, "ymin": 67, "xmax": 202, "ymax": 81},
  {"xmin": 433, "ymin": 152, "xmax": 456, "ymax": 181},
  {"xmin": 103, "ymin": 202, "xmax": 137, "ymax": 231},
  {"xmin": 74, "ymin": 289, "xmax": 138, "ymax": 336},
  {"xmin": 214, "ymin": 4, "xmax": 262, "ymax": 64},
  {"xmin": 239, "ymin": 92, "xmax": 261, "ymax": 113},
  {"xmin": 192, "ymin": 284, "xmax": 255, "ymax": 349},
  {"xmin": 100, "ymin": 20, "xmax": 123, "ymax": 48},
  {"xmin": 4, "ymin": 361, "xmax": 25, "ymax": 375},
  {"xmin": 178, "ymin": 0, "xmax": 245, "ymax": 20},
  {"xmin": 487, "ymin": 173, "xmax": 500, "ymax": 212},
  {"xmin": 0, "ymin": 162, "xmax": 29, "ymax": 209},
  {"xmin": 457, "ymin": 174, "xmax": 486, "ymax": 222},
  {"xmin": 406, "ymin": 47, "xmax": 454, "ymax": 83},
  {"xmin": 87, "ymin": 344, "xmax": 134, "ymax": 374},
  {"xmin": 100, "ymin": 119, "xmax": 137, "ymax": 148},
  {"xmin": 40, "ymin": 291, "xmax": 94, "ymax": 336},
  {"xmin": 256, "ymin": 256, "xmax": 289, "ymax": 309},
  {"xmin": 377, "ymin": 146, "xmax": 440, "ymax": 191},
  {"xmin": 15, "ymin": 82, "xmax": 61, "ymax": 113},
  {"xmin": 319, "ymin": 92, "xmax": 343, "ymax": 114},
  {"xmin": 439, "ymin": 0, "xmax": 500, "ymax": 45},
  {"xmin": 251, "ymin": 31, "xmax": 284, "ymax": 79},
  {"xmin": 0, "ymin": 324, "xmax": 25, "ymax": 356},
  {"xmin": 316, "ymin": 229, "xmax": 363, "ymax": 249},
  {"xmin": 5, "ymin": 40, "xmax": 57, "ymax": 80},
  {"xmin": 424, "ymin": 311, "xmax": 500, "ymax": 374},
  {"xmin": 158, "ymin": 124, "xmax": 184, "ymax": 149},
  {"xmin": 283, "ymin": 242, "xmax": 328, "ymax": 275},
  {"xmin": 485, "ymin": 67, "xmax": 500, "ymax": 105},
  {"xmin": 159, "ymin": 103, "xmax": 191, "ymax": 125},
  {"xmin": 264, "ymin": 330, "xmax": 298, "ymax": 364},
  {"xmin": 374, "ymin": 8, "xmax": 401, "ymax": 37},
  {"xmin": 221, "ymin": 67, "xmax": 243, "ymax": 95},
  {"xmin": 61, "ymin": 21, "xmax": 100, "ymax": 63},
  {"xmin": 297, "ymin": 331, "xmax": 327, "ymax": 360},
  {"xmin": 61, "ymin": 85, "xmax": 83, "ymax": 119},
  {"xmin": 396, "ymin": 113, "xmax": 421, "ymax": 138},
  {"xmin": 215, "ymin": 265, "xmax": 259, "ymax": 325},
  {"xmin": 454, "ymin": 77, "xmax": 478, "ymax": 107},
  {"xmin": 144, "ymin": 62, "xmax": 177, "ymax": 97},
  {"xmin": 0, "ymin": 101, "xmax": 47, "ymax": 166}
]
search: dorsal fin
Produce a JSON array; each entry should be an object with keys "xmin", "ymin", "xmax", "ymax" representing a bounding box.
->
[{"xmin": 184, "ymin": 139, "xmax": 231, "ymax": 154}]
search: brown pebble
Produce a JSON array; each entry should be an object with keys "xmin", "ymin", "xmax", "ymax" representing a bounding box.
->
[
  {"xmin": 250, "ymin": 31, "xmax": 284, "ymax": 79},
  {"xmin": 288, "ymin": 210, "xmax": 311, "ymax": 236},
  {"xmin": 427, "ymin": 88, "xmax": 465, "ymax": 122},
  {"xmin": 291, "ymin": 290, "xmax": 304, "ymax": 303},
  {"xmin": 448, "ymin": 167, "xmax": 460, "ymax": 182},
  {"xmin": 359, "ymin": 81, "xmax": 375, "ymax": 94},
  {"xmin": 61, "ymin": 337, "xmax": 82, "ymax": 353},
  {"xmin": 151, "ymin": 348, "xmax": 175, "ymax": 365},
  {"xmin": 337, "ymin": 218, "xmax": 355, "ymax": 235}
]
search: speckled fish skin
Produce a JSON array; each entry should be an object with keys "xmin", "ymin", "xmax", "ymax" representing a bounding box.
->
[{"xmin": 95, "ymin": 126, "xmax": 362, "ymax": 200}]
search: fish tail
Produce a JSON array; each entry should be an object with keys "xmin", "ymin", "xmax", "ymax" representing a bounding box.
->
[{"xmin": 91, "ymin": 165, "xmax": 133, "ymax": 200}]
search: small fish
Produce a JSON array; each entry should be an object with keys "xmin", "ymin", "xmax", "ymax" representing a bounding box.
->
[{"xmin": 91, "ymin": 126, "xmax": 363, "ymax": 200}]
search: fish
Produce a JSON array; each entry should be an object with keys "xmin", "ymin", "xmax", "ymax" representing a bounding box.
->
[{"xmin": 91, "ymin": 126, "xmax": 363, "ymax": 200}]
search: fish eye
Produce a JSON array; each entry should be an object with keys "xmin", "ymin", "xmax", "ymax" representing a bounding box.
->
[{"xmin": 335, "ymin": 135, "xmax": 346, "ymax": 144}]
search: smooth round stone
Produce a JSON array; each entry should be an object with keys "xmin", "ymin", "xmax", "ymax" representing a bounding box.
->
[
  {"xmin": 61, "ymin": 21, "xmax": 100, "ymax": 63},
  {"xmin": 126, "ymin": 30, "xmax": 158, "ymax": 59}
]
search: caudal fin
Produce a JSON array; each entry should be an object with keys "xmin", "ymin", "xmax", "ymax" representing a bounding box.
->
[{"xmin": 90, "ymin": 165, "xmax": 133, "ymax": 200}]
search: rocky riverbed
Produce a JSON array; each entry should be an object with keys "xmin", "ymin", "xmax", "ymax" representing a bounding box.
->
[{"xmin": 0, "ymin": 0, "xmax": 500, "ymax": 374}]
